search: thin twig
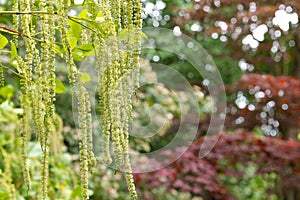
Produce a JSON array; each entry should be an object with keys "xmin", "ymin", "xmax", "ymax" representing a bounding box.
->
[
  {"xmin": 0, "ymin": 25, "xmax": 63, "ymax": 46},
  {"xmin": 0, "ymin": 12, "xmax": 104, "ymax": 38},
  {"xmin": 0, "ymin": 11, "xmax": 58, "ymax": 15},
  {"xmin": 68, "ymin": 15, "xmax": 94, "ymax": 23},
  {"xmin": 68, "ymin": 16, "xmax": 105, "ymax": 37},
  {"xmin": 0, "ymin": 50, "xmax": 11, "ymax": 53},
  {"xmin": 0, "ymin": 64, "xmax": 24, "ymax": 78},
  {"xmin": 68, "ymin": 17, "xmax": 97, "ymax": 34},
  {"xmin": 0, "ymin": 25, "xmax": 44, "ymax": 43}
]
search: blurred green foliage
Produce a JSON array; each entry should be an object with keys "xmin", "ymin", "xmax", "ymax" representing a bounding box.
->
[
  {"xmin": 0, "ymin": 86, "xmax": 82, "ymax": 200},
  {"xmin": 220, "ymin": 163, "xmax": 279, "ymax": 200}
]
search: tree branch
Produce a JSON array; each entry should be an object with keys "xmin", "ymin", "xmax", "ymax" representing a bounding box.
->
[{"xmin": 0, "ymin": 11, "xmax": 58, "ymax": 15}]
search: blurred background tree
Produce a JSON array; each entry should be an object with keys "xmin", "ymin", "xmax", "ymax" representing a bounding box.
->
[{"xmin": 137, "ymin": 0, "xmax": 300, "ymax": 199}]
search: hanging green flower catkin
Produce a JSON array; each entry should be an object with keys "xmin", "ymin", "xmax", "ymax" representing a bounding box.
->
[
  {"xmin": 1, "ymin": 150, "xmax": 16, "ymax": 200},
  {"xmin": 18, "ymin": 57, "xmax": 32, "ymax": 191},
  {"xmin": 12, "ymin": 0, "xmax": 18, "ymax": 45},
  {"xmin": 77, "ymin": 82, "xmax": 90, "ymax": 199},
  {"xmin": 58, "ymin": 1, "xmax": 96, "ymax": 199},
  {"xmin": 18, "ymin": 0, "xmax": 35, "ymax": 190},
  {"xmin": 12, "ymin": 0, "xmax": 57, "ymax": 198},
  {"xmin": 96, "ymin": 0, "xmax": 143, "ymax": 199},
  {"xmin": 5, "ymin": 0, "xmax": 143, "ymax": 199},
  {"xmin": 33, "ymin": 1, "xmax": 57, "ymax": 199},
  {"xmin": 0, "ymin": 67, "xmax": 4, "ymax": 87}
]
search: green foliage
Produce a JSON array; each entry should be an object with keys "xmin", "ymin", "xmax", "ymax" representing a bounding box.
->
[
  {"xmin": 0, "ymin": 85, "xmax": 14, "ymax": 100},
  {"xmin": 131, "ymin": 60, "xmax": 212, "ymax": 152},
  {"xmin": 55, "ymin": 78, "xmax": 66, "ymax": 94},
  {"xmin": 0, "ymin": 34, "xmax": 8, "ymax": 48},
  {"xmin": 0, "ymin": 92, "xmax": 81, "ymax": 200},
  {"xmin": 220, "ymin": 164, "xmax": 278, "ymax": 200}
]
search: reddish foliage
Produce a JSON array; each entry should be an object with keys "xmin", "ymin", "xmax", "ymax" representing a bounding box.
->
[
  {"xmin": 134, "ymin": 132, "xmax": 300, "ymax": 199},
  {"xmin": 172, "ymin": 0, "xmax": 300, "ymax": 75},
  {"xmin": 226, "ymin": 73, "xmax": 300, "ymax": 138}
]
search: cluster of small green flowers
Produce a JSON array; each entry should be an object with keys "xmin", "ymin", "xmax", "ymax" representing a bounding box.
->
[
  {"xmin": 12, "ymin": 0, "xmax": 18, "ymax": 44},
  {"xmin": 18, "ymin": 0, "xmax": 34, "ymax": 189},
  {"xmin": 38, "ymin": 2, "xmax": 56, "ymax": 199},
  {"xmin": 57, "ymin": 1, "xmax": 96, "ymax": 199},
  {"xmin": 8, "ymin": 0, "xmax": 143, "ymax": 199},
  {"xmin": 13, "ymin": 0, "xmax": 58, "ymax": 199},
  {"xmin": 0, "ymin": 68, "xmax": 4, "ymax": 86},
  {"xmin": 78, "ymin": 82, "xmax": 90, "ymax": 199},
  {"xmin": 96, "ymin": 1, "xmax": 143, "ymax": 199},
  {"xmin": 19, "ymin": 91, "xmax": 31, "ymax": 190},
  {"xmin": 57, "ymin": 0, "xmax": 78, "ymax": 85},
  {"xmin": 0, "ymin": 153, "xmax": 16, "ymax": 200}
]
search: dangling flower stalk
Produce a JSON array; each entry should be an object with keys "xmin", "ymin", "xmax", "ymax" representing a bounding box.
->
[
  {"xmin": 0, "ymin": 67, "xmax": 4, "ymax": 87},
  {"xmin": 12, "ymin": 0, "xmax": 57, "ymax": 198},
  {"xmin": 77, "ymin": 82, "xmax": 90, "ymax": 199},
  {"xmin": 19, "ymin": 0, "xmax": 35, "ymax": 190},
  {"xmin": 38, "ymin": 1, "xmax": 56, "ymax": 198},
  {"xmin": 58, "ymin": 1, "xmax": 96, "ymax": 198},
  {"xmin": 4, "ymin": 0, "xmax": 143, "ymax": 199},
  {"xmin": 96, "ymin": 0, "xmax": 143, "ymax": 199},
  {"xmin": 12, "ymin": 0, "xmax": 18, "ymax": 45}
]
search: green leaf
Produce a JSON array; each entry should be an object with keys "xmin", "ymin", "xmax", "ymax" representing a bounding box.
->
[
  {"xmin": 72, "ymin": 51, "xmax": 84, "ymax": 61},
  {"xmin": 10, "ymin": 41, "xmax": 17, "ymax": 61},
  {"xmin": 254, "ymin": 176, "xmax": 264, "ymax": 187},
  {"xmin": 10, "ymin": 41, "xmax": 20, "ymax": 71},
  {"xmin": 0, "ymin": 34, "xmax": 8, "ymax": 49},
  {"xmin": 71, "ymin": 186, "xmax": 82, "ymax": 198},
  {"xmin": 69, "ymin": 37, "xmax": 77, "ymax": 50},
  {"xmin": 79, "ymin": 9, "xmax": 87, "ymax": 18},
  {"xmin": 69, "ymin": 19, "xmax": 82, "ymax": 40},
  {"xmin": 55, "ymin": 78, "xmax": 66, "ymax": 94},
  {"xmin": 0, "ymin": 191, "xmax": 9, "ymax": 199},
  {"xmin": 72, "ymin": 44, "xmax": 93, "ymax": 60},
  {"xmin": 76, "ymin": 43, "xmax": 93, "ymax": 51},
  {"xmin": 0, "ymin": 85, "xmax": 14, "ymax": 99},
  {"xmin": 79, "ymin": 72, "xmax": 91, "ymax": 83},
  {"xmin": 87, "ymin": 1, "xmax": 100, "ymax": 19}
]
